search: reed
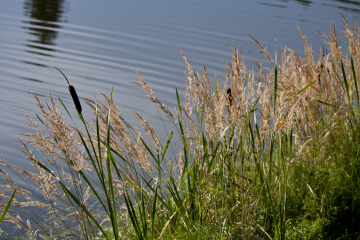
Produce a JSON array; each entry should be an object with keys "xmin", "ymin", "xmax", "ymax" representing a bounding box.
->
[{"xmin": 0, "ymin": 12, "xmax": 360, "ymax": 239}]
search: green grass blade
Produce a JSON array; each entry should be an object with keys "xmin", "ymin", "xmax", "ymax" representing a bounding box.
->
[
  {"xmin": 245, "ymin": 71, "xmax": 250, "ymax": 86},
  {"xmin": 122, "ymin": 173, "xmax": 149, "ymax": 201},
  {"xmin": 176, "ymin": 88, "xmax": 182, "ymax": 114},
  {"xmin": 339, "ymin": 33, "xmax": 341, "ymax": 46},
  {"xmin": 341, "ymin": 59, "xmax": 351, "ymax": 106},
  {"xmin": 59, "ymin": 182, "xmax": 110, "ymax": 239},
  {"xmin": 161, "ymin": 131, "xmax": 173, "ymax": 162},
  {"xmin": 103, "ymin": 143, "xmax": 123, "ymax": 180},
  {"xmin": 124, "ymin": 192, "xmax": 144, "ymax": 240},
  {"xmin": 106, "ymin": 148, "xmax": 118, "ymax": 239},
  {"xmin": 168, "ymin": 178, "xmax": 190, "ymax": 227},
  {"xmin": 139, "ymin": 175, "xmax": 172, "ymax": 212},
  {"xmin": 35, "ymin": 113, "xmax": 45, "ymax": 124},
  {"xmin": 274, "ymin": 42, "xmax": 278, "ymax": 112},
  {"xmin": 0, "ymin": 190, "xmax": 16, "ymax": 224},
  {"xmin": 252, "ymin": 97, "xmax": 260, "ymax": 111},
  {"xmin": 140, "ymin": 187, "xmax": 148, "ymax": 240},
  {"xmin": 176, "ymin": 89, "xmax": 189, "ymax": 176},
  {"xmin": 296, "ymin": 81, "xmax": 315, "ymax": 95},
  {"xmin": 350, "ymin": 45, "xmax": 359, "ymax": 107},
  {"xmin": 58, "ymin": 98, "xmax": 73, "ymax": 119},
  {"xmin": 95, "ymin": 99, "xmax": 104, "ymax": 180},
  {"xmin": 105, "ymin": 148, "xmax": 117, "ymax": 228},
  {"xmin": 331, "ymin": 62, "xmax": 346, "ymax": 94},
  {"xmin": 141, "ymin": 138, "xmax": 157, "ymax": 161},
  {"xmin": 105, "ymin": 143, "xmax": 131, "ymax": 166},
  {"xmin": 151, "ymin": 180, "xmax": 159, "ymax": 238},
  {"xmin": 140, "ymin": 138, "xmax": 162, "ymax": 175},
  {"xmin": 313, "ymin": 99, "xmax": 336, "ymax": 108}
]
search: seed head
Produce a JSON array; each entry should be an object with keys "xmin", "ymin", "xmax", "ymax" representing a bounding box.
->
[
  {"xmin": 227, "ymin": 88, "xmax": 233, "ymax": 106},
  {"xmin": 54, "ymin": 67, "xmax": 82, "ymax": 114}
]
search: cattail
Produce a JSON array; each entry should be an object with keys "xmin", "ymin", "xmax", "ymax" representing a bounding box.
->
[
  {"xmin": 54, "ymin": 67, "xmax": 82, "ymax": 114},
  {"xmin": 227, "ymin": 88, "xmax": 233, "ymax": 106}
]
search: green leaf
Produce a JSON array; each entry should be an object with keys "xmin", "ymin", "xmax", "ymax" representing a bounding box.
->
[
  {"xmin": 124, "ymin": 192, "xmax": 144, "ymax": 240},
  {"xmin": 0, "ymin": 190, "xmax": 16, "ymax": 224},
  {"xmin": 350, "ymin": 45, "xmax": 359, "ymax": 107},
  {"xmin": 161, "ymin": 131, "xmax": 173, "ymax": 162},
  {"xmin": 296, "ymin": 82, "xmax": 315, "ymax": 95},
  {"xmin": 151, "ymin": 180, "xmax": 159, "ymax": 238},
  {"xmin": 274, "ymin": 41, "xmax": 278, "ymax": 112},
  {"xmin": 313, "ymin": 99, "xmax": 336, "ymax": 108},
  {"xmin": 341, "ymin": 59, "xmax": 351, "ymax": 106}
]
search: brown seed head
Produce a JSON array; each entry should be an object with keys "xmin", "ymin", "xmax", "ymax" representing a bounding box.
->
[
  {"xmin": 227, "ymin": 88, "xmax": 233, "ymax": 106},
  {"xmin": 54, "ymin": 67, "xmax": 82, "ymax": 114}
]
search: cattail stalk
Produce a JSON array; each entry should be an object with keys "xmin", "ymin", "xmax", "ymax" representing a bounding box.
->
[{"xmin": 54, "ymin": 67, "xmax": 82, "ymax": 114}]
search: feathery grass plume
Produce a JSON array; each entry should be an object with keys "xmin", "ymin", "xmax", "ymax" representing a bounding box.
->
[
  {"xmin": 54, "ymin": 67, "xmax": 82, "ymax": 114},
  {"xmin": 131, "ymin": 71, "xmax": 176, "ymax": 125}
]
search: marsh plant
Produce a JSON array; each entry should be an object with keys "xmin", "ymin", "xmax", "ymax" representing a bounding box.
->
[{"xmin": 1, "ymin": 12, "xmax": 360, "ymax": 239}]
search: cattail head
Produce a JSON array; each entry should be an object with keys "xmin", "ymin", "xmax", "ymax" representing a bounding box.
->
[
  {"xmin": 68, "ymin": 85, "xmax": 82, "ymax": 114},
  {"xmin": 54, "ymin": 67, "xmax": 82, "ymax": 114},
  {"xmin": 227, "ymin": 88, "xmax": 233, "ymax": 106}
]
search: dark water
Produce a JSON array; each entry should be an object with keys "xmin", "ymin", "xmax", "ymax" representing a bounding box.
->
[{"xmin": 0, "ymin": 0, "xmax": 360, "ymax": 232}]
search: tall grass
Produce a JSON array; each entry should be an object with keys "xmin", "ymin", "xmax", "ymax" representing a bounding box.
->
[{"xmin": 1, "ymin": 12, "xmax": 360, "ymax": 239}]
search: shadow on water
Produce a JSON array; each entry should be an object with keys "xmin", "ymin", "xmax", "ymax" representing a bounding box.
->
[{"xmin": 22, "ymin": 0, "xmax": 66, "ymax": 57}]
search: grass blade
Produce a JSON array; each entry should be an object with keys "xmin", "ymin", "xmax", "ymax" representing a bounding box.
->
[
  {"xmin": 0, "ymin": 190, "xmax": 15, "ymax": 224},
  {"xmin": 296, "ymin": 81, "xmax": 315, "ymax": 95},
  {"xmin": 59, "ymin": 182, "xmax": 109, "ymax": 239},
  {"xmin": 151, "ymin": 180, "xmax": 159, "ymax": 238},
  {"xmin": 313, "ymin": 99, "xmax": 336, "ymax": 108},
  {"xmin": 350, "ymin": 45, "xmax": 359, "ymax": 107},
  {"xmin": 341, "ymin": 59, "xmax": 351, "ymax": 106},
  {"xmin": 124, "ymin": 192, "xmax": 144, "ymax": 240},
  {"xmin": 274, "ymin": 41, "xmax": 278, "ymax": 112},
  {"xmin": 161, "ymin": 131, "xmax": 173, "ymax": 162}
]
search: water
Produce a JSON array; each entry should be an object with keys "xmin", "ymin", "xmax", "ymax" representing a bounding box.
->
[{"xmin": 0, "ymin": 0, "xmax": 360, "ymax": 233}]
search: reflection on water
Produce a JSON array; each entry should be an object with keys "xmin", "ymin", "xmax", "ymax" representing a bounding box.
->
[
  {"xmin": 271, "ymin": 0, "xmax": 360, "ymax": 11},
  {"xmin": 334, "ymin": 0, "xmax": 360, "ymax": 6},
  {"xmin": 259, "ymin": 2, "xmax": 288, "ymax": 8},
  {"xmin": 294, "ymin": 0, "xmax": 312, "ymax": 6},
  {"xmin": 263, "ymin": 0, "xmax": 313, "ymax": 7},
  {"xmin": 322, "ymin": 0, "xmax": 360, "ymax": 15},
  {"xmin": 278, "ymin": 0, "xmax": 360, "ymax": 7},
  {"xmin": 23, "ymin": 0, "xmax": 65, "ymax": 49}
]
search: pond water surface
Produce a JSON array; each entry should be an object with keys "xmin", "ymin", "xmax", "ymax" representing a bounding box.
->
[{"xmin": 1, "ymin": 0, "xmax": 360, "ymax": 234}]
